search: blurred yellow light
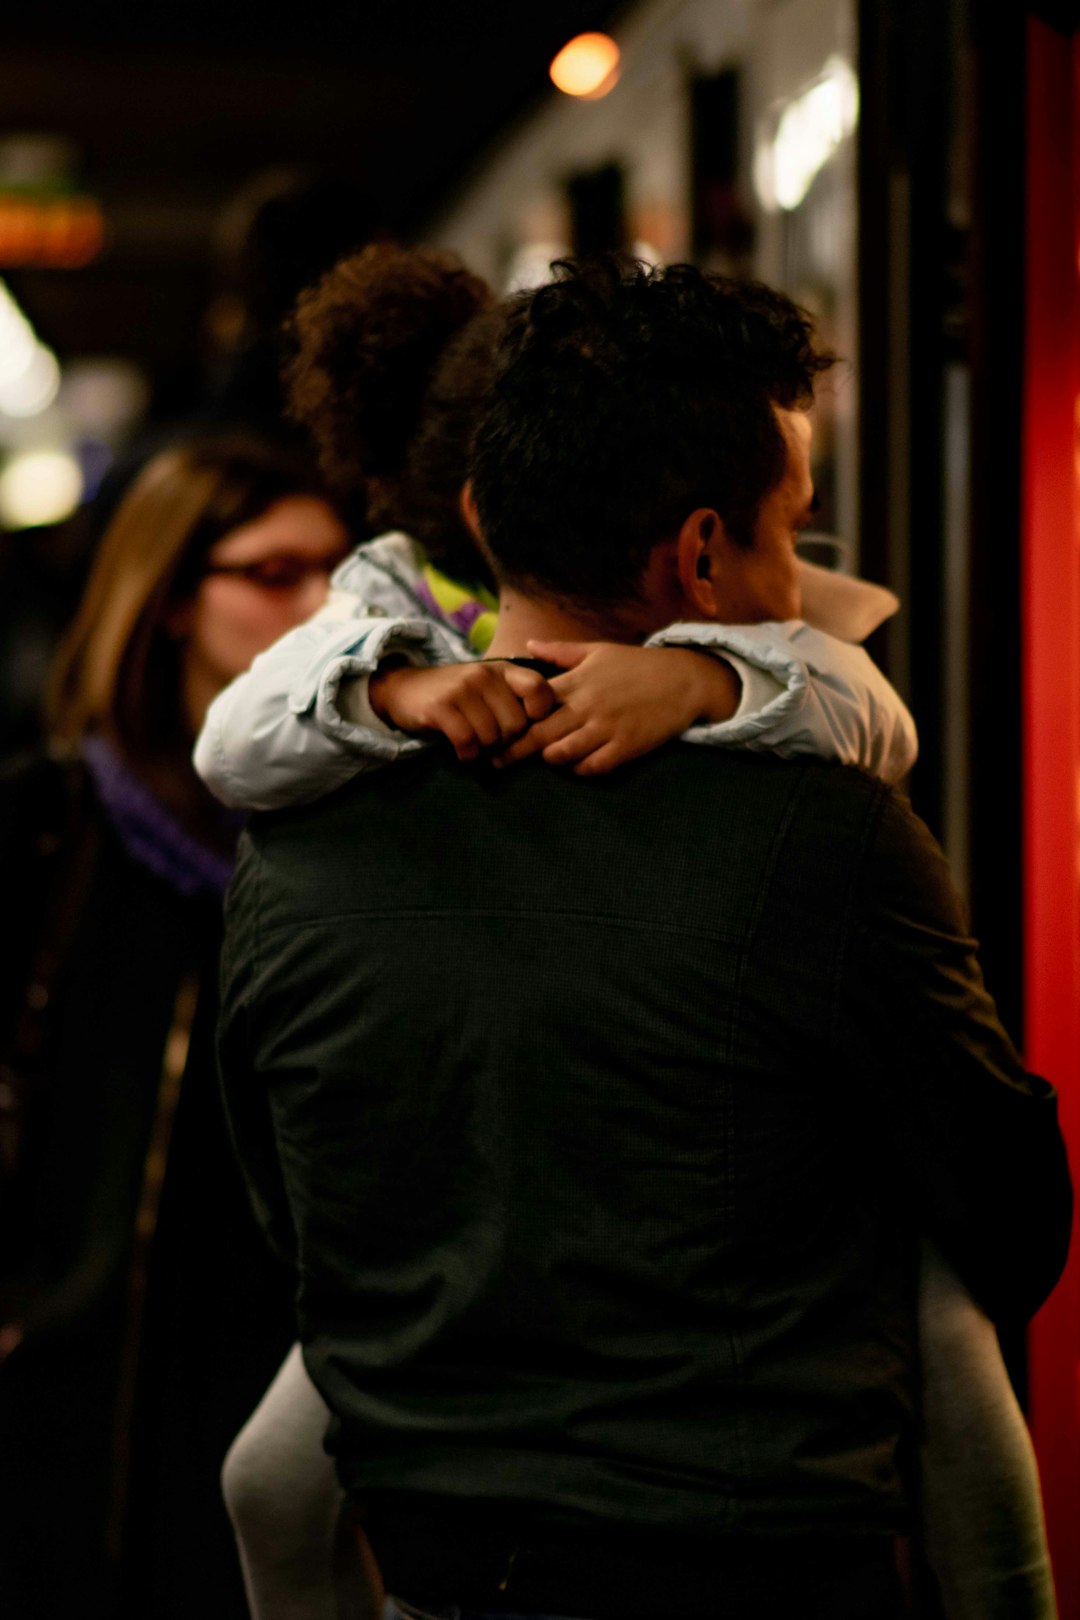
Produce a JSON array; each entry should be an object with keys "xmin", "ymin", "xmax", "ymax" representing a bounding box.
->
[
  {"xmin": 0, "ymin": 449, "xmax": 82, "ymax": 527},
  {"xmin": 550, "ymin": 33, "xmax": 620, "ymax": 100}
]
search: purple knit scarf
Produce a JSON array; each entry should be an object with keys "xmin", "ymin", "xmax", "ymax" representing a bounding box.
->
[{"xmin": 82, "ymin": 735, "xmax": 242, "ymax": 900}]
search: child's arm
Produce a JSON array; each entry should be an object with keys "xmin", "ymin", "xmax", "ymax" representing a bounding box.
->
[
  {"xmin": 366, "ymin": 659, "xmax": 556, "ymax": 763},
  {"xmin": 195, "ymin": 603, "xmax": 463, "ymax": 810},
  {"xmin": 357, "ymin": 562, "xmax": 914, "ymax": 784},
  {"xmin": 196, "ymin": 537, "xmax": 915, "ymax": 808},
  {"xmin": 194, "ymin": 533, "xmax": 488, "ymax": 811},
  {"xmin": 491, "ymin": 621, "xmax": 917, "ymax": 785},
  {"xmin": 197, "ymin": 613, "xmax": 915, "ymax": 809},
  {"xmin": 650, "ymin": 619, "xmax": 917, "ymax": 783}
]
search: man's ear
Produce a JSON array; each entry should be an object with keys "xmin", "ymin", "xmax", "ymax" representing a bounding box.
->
[
  {"xmin": 459, "ymin": 481, "xmax": 483, "ymax": 542},
  {"xmin": 675, "ymin": 508, "xmax": 724, "ymax": 618}
]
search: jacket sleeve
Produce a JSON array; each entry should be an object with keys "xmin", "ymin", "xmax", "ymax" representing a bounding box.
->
[
  {"xmin": 645, "ymin": 620, "xmax": 918, "ymax": 784},
  {"xmin": 217, "ymin": 834, "xmax": 298, "ymax": 1270},
  {"xmin": 836, "ymin": 786, "xmax": 1072, "ymax": 1324},
  {"xmin": 194, "ymin": 600, "xmax": 461, "ymax": 812}
]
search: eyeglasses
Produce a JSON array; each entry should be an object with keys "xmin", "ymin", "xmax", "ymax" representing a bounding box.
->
[{"xmin": 203, "ymin": 554, "xmax": 346, "ymax": 591}]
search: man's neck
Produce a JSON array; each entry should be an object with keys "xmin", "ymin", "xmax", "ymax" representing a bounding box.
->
[{"xmin": 485, "ymin": 586, "xmax": 643, "ymax": 659}]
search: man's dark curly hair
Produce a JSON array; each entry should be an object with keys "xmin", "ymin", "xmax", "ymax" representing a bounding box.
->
[
  {"xmin": 471, "ymin": 257, "xmax": 835, "ymax": 610},
  {"xmin": 286, "ymin": 243, "xmax": 500, "ymax": 584}
]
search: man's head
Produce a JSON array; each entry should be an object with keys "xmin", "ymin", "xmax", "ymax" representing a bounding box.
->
[{"xmin": 471, "ymin": 258, "xmax": 833, "ymax": 636}]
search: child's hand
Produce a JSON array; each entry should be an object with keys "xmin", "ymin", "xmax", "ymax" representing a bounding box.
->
[
  {"xmin": 369, "ymin": 659, "xmax": 556, "ymax": 762},
  {"xmin": 493, "ymin": 641, "xmax": 742, "ymax": 775}
]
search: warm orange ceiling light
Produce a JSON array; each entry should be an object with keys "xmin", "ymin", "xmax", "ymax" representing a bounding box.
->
[{"xmin": 550, "ymin": 33, "xmax": 620, "ymax": 100}]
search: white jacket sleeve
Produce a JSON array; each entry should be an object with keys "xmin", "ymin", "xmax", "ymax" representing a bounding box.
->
[
  {"xmin": 194, "ymin": 602, "xmax": 461, "ymax": 811},
  {"xmin": 195, "ymin": 550, "xmax": 917, "ymax": 810},
  {"xmin": 645, "ymin": 620, "xmax": 918, "ymax": 785}
]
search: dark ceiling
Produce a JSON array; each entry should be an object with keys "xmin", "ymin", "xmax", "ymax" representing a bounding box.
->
[{"xmin": 1, "ymin": 1, "xmax": 626, "ymax": 408}]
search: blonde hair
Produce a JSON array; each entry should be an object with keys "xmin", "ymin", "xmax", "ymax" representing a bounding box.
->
[{"xmin": 49, "ymin": 435, "xmax": 327, "ymax": 760}]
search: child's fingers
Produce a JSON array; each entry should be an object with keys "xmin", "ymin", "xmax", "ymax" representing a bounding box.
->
[
  {"xmin": 546, "ymin": 669, "xmax": 584, "ymax": 703},
  {"xmin": 479, "ymin": 680, "xmax": 538, "ymax": 743},
  {"xmin": 501, "ymin": 664, "xmax": 556, "ymax": 721},
  {"xmin": 435, "ymin": 704, "xmax": 483, "ymax": 761},
  {"xmin": 525, "ymin": 639, "xmax": 592, "ymax": 671},
  {"xmin": 573, "ymin": 740, "xmax": 635, "ymax": 776},
  {"xmin": 455, "ymin": 695, "xmax": 505, "ymax": 752},
  {"xmin": 492, "ymin": 707, "xmax": 579, "ymax": 767},
  {"xmin": 541, "ymin": 721, "xmax": 605, "ymax": 767}
]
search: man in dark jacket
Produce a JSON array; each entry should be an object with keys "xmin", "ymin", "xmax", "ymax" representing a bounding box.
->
[{"xmin": 218, "ymin": 260, "xmax": 1071, "ymax": 1620}]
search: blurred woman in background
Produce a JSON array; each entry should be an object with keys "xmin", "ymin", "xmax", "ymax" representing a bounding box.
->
[{"xmin": 0, "ymin": 434, "xmax": 349, "ymax": 1620}]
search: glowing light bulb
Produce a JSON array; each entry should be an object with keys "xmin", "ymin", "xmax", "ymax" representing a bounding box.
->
[{"xmin": 550, "ymin": 33, "xmax": 620, "ymax": 100}]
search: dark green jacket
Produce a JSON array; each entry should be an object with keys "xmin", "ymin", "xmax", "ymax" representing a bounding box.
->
[{"xmin": 219, "ymin": 743, "xmax": 1070, "ymax": 1552}]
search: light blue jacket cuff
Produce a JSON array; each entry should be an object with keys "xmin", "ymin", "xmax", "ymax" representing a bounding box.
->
[{"xmin": 297, "ymin": 618, "xmax": 458, "ymax": 754}]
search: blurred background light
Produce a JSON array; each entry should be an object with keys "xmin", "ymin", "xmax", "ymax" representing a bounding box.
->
[
  {"xmin": 0, "ymin": 279, "xmax": 37, "ymax": 383},
  {"xmin": 0, "ymin": 134, "xmax": 79, "ymax": 190},
  {"xmin": 0, "ymin": 447, "xmax": 83, "ymax": 527},
  {"xmin": 0, "ymin": 278, "xmax": 62, "ymax": 418},
  {"xmin": 0, "ymin": 342, "xmax": 60, "ymax": 418},
  {"xmin": 61, "ymin": 358, "xmax": 149, "ymax": 441},
  {"xmin": 754, "ymin": 56, "xmax": 859, "ymax": 214},
  {"xmin": 73, "ymin": 436, "xmax": 116, "ymax": 503},
  {"xmin": 0, "ymin": 193, "xmax": 105, "ymax": 270},
  {"xmin": 0, "ymin": 136, "xmax": 104, "ymax": 270},
  {"xmin": 550, "ymin": 33, "xmax": 620, "ymax": 100}
]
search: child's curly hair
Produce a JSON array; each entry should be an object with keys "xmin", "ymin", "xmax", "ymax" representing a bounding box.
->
[{"xmin": 286, "ymin": 243, "xmax": 500, "ymax": 583}]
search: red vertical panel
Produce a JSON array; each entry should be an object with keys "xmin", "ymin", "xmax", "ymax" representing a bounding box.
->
[{"xmin": 1023, "ymin": 18, "xmax": 1080, "ymax": 1616}]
